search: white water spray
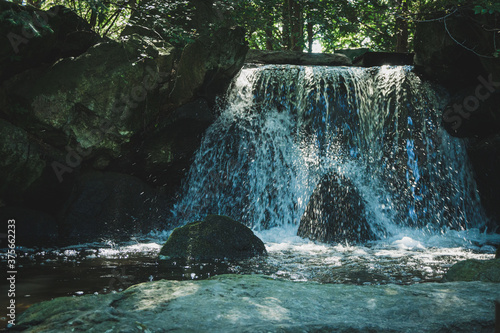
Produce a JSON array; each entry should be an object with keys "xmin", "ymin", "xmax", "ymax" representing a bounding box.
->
[{"xmin": 172, "ymin": 64, "xmax": 486, "ymax": 239}]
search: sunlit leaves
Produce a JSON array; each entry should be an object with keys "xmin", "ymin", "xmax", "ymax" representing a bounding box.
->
[{"xmin": 11, "ymin": 0, "xmax": 499, "ymax": 52}]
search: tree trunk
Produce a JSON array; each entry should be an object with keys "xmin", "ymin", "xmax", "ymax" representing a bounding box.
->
[
  {"xmin": 290, "ymin": 0, "xmax": 303, "ymax": 51},
  {"xmin": 282, "ymin": 0, "xmax": 291, "ymax": 49},
  {"xmin": 265, "ymin": 14, "xmax": 275, "ymax": 50},
  {"xmin": 395, "ymin": 0, "xmax": 409, "ymax": 53},
  {"xmin": 307, "ymin": 21, "xmax": 314, "ymax": 53},
  {"xmin": 265, "ymin": 27, "xmax": 274, "ymax": 50},
  {"xmin": 89, "ymin": 10, "xmax": 98, "ymax": 28}
]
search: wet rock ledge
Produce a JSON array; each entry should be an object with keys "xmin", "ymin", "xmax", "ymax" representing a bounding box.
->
[
  {"xmin": 245, "ymin": 49, "xmax": 351, "ymax": 66},
  {"xmin": 14, "ymin": 275, "xmax": 500, "ymax": 332}
]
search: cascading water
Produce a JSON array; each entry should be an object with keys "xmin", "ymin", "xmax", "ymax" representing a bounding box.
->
[
  {"xmin": 3, "ymin": 66, "xmax": 498, "ymax": 327},
  {"xmin": 173, "ymin": 64, "xmax": 486, "ymax": 239}
]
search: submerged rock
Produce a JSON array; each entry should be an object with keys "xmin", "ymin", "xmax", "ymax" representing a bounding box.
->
[
  {"xmin": 442, "ymin": 258, "xmax": 500, "ymax": 283},
  {"xmin": 159, "ymin": 215, "xmax": 267, "ymax": 262},
  {"xmin": 14, "ymin": 275, "xmax": 500, "ymax": 332},
  {"xmin": 298, "ymin": 172, "xmax": 377, "ymax": 244}
]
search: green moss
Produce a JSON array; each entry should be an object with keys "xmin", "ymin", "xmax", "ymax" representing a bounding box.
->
[
  {"xmin": 442, "ymin": 258, "xmax": 500, "ymax": 282},
  {"xmin": 159, "ymin": 215, "xmax": 266, "ymax": 262}
]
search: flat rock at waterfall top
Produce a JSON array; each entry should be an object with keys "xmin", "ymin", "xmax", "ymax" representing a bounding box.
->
[
  {"xmin": 245, "ymin": 49, "xmax": 352, "ymax": 66},
  {"xmin": 15, "ymin": 275, "xmax": 499, "ymax": 332}
]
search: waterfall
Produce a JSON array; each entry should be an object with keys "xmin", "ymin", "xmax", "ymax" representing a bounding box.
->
[{"xmin": 172, "ymin": 64, "xmax": 486, "ymax": 239}]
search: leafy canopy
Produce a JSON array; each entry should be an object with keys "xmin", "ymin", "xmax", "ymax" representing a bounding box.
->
[{"xmin": 6, "ymin": 0, "xmax": 500, "ymax": 53}]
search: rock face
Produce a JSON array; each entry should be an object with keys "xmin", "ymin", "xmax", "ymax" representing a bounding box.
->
[
  {"xmin": 413, "ymin": 10, "xmax": 500, "ymax": 232},
  {"xmin": 0, "ymin": 207, "xmax": 58, "ymax": 247},
  {"xmin": 466, "ymin": 136, "xmax": 500, "ymax": 232},
  {"xmin": 442, "ymin": 88, "xmax": 500, "ymax": 139},
  {"xmin": 413, "ymin": 10, "xmax": 500, "ymax": 138},
  {"xmin": 413, "ymin": 12, "xmax": 488, "ymax": 89},
  {"xmin": 159, "ymin": 215, "xmax": 267, "ymax": 262},
  {"xmin": 14, "ymin": 275, "xmax": 500, "ymax": 332},
  {"xmin": 298, "ymin": 172, "xmax": 376, "ymax": 244},
  {"xmin": 245, "ymin": 49, "xmax": 351, "ymax": 66},
  {"xmin": 125, "ymin": 98, "xmax": 214, "ymax": 197},
  {"xmin": 0, "ymin": 2, "xmax": 248, "ymax": 245},
  {"xmin": 353, "ymin": 52, "xmax": 414, "ymax": 67},
  {"xmin": 0, "ymin": 119, "xmax": 47, "ymax": 201},
  {"xmin": 334, "ymin": 48, "xmax": 369, "ymax": 61},
  {"xmin": 169, "ymin": 26, "xmax": 249, "ymax": 106},
  {"xmin": 1, "ymin": 34, "xmax": 174, "ymax": 158},
  {"xmin": 442, "ymin": 258, "xmax": 500, "ymax": 283},
  {"xmin": 59, "ymin": 172, "xmax": 170, "ymax": 243},
  {"xmin": 0, "ymin": 2, "xmax": 99, "ymax": 81}
]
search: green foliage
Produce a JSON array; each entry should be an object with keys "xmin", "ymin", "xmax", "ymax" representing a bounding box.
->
[
  {"xmin": 37, "ymin": 0, "xmax": 134, "ymax": 38},
  {"xmin": 224, "ymin": 0, "xmax": 406, "ymax": 52},
  {"xmin": 125, "ymin": 0, "xmax": 199, "ymax": 46},
  {"xmin": 473, "ymin": 1, "xmax": 500, "ymax": 14},
  {"xmin": 5, "ymin": 0, "xmax": 499, "ymax": 53},
  {"xmin": 35, "ymin": 0, "xmax": 201, "ymax": 44},
  {"xmin": 0, "ymin": 6, "xmax": 53, "ymax": 36}
]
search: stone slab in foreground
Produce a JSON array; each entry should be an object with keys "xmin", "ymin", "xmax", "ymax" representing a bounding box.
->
[{"xmin": 15, "ymin": 275, "xmax": 499, "ymax": 332}]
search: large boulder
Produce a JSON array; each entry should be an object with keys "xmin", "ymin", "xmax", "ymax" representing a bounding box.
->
[
  {"xmin": 413, "ymin": 10, "xmax": 500, "ymax": 232},
  {"xmin": 1, "ymin": 34, "xmax": 174, "ymax": 161},
  {"xmin": 467, "ymin": 135, "xmax": 500, "ymax": 231},
  {"xmin": 0, "ymin": 1, "xmax": 99, "ymax": 82},
  {"xmin": 0, "ymin": 118, "xmax": 76, "ymax": 217},
  {"xmin": 297, "ymin": 172, "xmax": 377, "ymax": 244},
  {"xmin": 413, "ymin": 11, "xmax": 489, "ymax": 89},
  {"xmin": 168, "ymin": 26, "xmax": 249, "ymax": 107},
  {"xmin": 159, "ymin": 215, "xmax": 267, "ymax": 262},
  {"xmin": 441, "ymin": 87, "xmax": 500, "ymax": 138},
  {"xmin": 58, "ymin": 171, "xmax": 170, "ymax": 244},
  {"xmin": 0, "ymin": 119, "xmax": 47, "ymax": 202},
  {"xmin": 116, "ymin": 98, "xmax": 214, "ymax": 197},
  {"xmin": 0, "ymin": 3, "xmax": 250, "ymax": 246},
  {"xmin": 13, "ymin": 275, "xmax": 500, "ymax": 332},
  {"xmin": 442, "ymin": 259, "xmax": 500, "ymax": 283}
]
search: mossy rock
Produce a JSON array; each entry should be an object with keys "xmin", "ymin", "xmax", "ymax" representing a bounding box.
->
[
  {"xmin": 298, "ymin": 171, "xmax": 377, "ymax": 244},
  {"xmin": 442, "ymin": 258, "xmax": 500, "ymax": 283},
  {"xmin": 159, "ymin": 215, "xmax": 266, "ymax": 262},
  {"xmin": 0, "ymin": 118, "xmax": 46, "ymax": 201}
]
